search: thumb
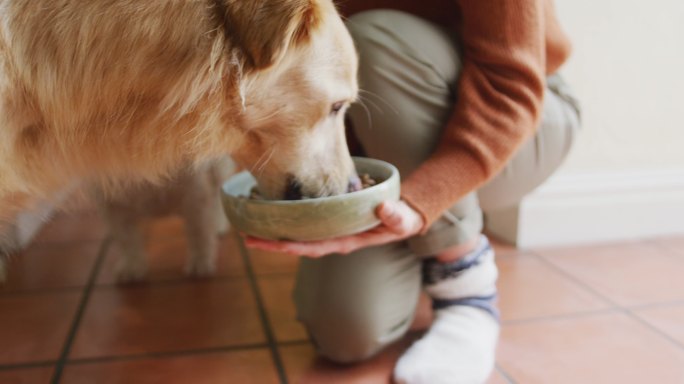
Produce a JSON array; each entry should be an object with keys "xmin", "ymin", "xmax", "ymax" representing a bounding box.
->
[{"xmin": 377, "ymin": 200, "xmax": 407, "ymax": 234}]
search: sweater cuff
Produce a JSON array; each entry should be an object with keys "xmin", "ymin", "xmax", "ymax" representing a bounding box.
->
[{"xmin": 400, "ymin": 151, "xmax": 488, "ymax": 234}]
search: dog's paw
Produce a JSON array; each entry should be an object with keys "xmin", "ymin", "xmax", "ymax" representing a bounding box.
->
[
  {"xmin": 216, "ymin": 215, "xmax": 230, "ymax": 237},
  {"xmin": 185, "ymin": 258, "xmax": 216, "ymax": 278},
  {"xmin": 217, "ymin": 222, "xmax": 230, "ymax": 237},
  {"xmin": 115, "ymin": 259, "xmax": 148, "ymax": 283}
]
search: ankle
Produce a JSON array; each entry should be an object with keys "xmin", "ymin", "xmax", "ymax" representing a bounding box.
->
[
  {"xmin": 423, "ymin": 235, "xmax": 497, "ymax": 302},
  {"xmin": 435, "ymin": 236, "xmax": 480, "ymax": 263}
]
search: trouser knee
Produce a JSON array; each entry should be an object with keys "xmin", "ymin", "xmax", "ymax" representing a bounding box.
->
[
  {"xmin": 297, "ymin": 309, "xmax": 388, "ymax": 364},
  {"xmin": 293, "ymin": 247, "xmax": 421, "ymax": 363}
]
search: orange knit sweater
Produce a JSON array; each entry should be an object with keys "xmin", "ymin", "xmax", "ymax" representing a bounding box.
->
[{"xmin": 339, "ymin": 0, "xmax": 573, "ymax": 232}]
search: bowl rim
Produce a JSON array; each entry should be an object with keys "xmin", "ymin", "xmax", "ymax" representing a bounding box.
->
[{"xmin": 221, "ymin": 157, "xmax": 399, "ymax": 207}]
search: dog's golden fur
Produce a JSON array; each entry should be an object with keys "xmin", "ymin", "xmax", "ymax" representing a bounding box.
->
[{"xmin": 0, "ymin": 0, "xmax": 359, "ymax": 224}]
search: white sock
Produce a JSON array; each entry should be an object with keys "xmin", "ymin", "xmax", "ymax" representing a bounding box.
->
[{"xmin": 394, "ymin": 236, "xmax": 500, "ymax": 384}]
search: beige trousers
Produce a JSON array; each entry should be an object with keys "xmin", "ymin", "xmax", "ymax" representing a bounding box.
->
[{"xmin": 294, "ymin": 10, "xmax": 581, "ymax": 363}]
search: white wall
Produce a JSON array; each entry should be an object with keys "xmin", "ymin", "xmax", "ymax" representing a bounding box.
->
[
  {"xmin": 556, "ymin": 0, "xmax": 684, "ymax": 173},
  {"xmin": 488, "ymin": 0, "xmax": 684, "ymax": 247}
]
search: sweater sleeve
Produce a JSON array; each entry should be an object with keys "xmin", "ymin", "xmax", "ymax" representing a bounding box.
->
[{"xmin": 400, "ymin": 0, "xmax": 547, "ymax": 233}]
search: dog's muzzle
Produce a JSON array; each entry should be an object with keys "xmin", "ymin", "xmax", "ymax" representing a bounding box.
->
[
  {"xmin": 284, "ymin": 177, "xmax": 303, "ymax": 200},
  {"xmin": 284, "ymin": 175, "xmax": 362, "ymax": 200},
  {"xmin": 348, "ymin": 175, "xmax": 362, "ymax": 193}
]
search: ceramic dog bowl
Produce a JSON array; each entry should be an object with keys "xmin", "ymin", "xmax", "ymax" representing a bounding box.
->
[{"xmin": 221, "ymin": 157, "xmax": 400, "ymax": 241}]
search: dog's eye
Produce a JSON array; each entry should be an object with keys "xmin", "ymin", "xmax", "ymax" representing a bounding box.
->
[{"xmin": 330, "ymin": 101, "xmax": 345, "ymax": 115}]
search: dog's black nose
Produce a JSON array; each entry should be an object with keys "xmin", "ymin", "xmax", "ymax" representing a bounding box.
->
[
  {"xmin": 348, "ymin": 175, "xmax": 362, "ymax": 192},
  {"xmin": 284, "ymin": 177, "xmax": 303, "ymax": 200}
]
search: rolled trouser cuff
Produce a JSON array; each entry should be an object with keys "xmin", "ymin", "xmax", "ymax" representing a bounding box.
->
[
  {"xmin": 408, "ymin": 193, "xmax": 483, "ymax": 257},
  {"xmin": 423, "ymin": 235, "xmax": 499, "ymax": 320},
  {"xmin": 422, "ymin": 235, "xmax": 492, "ymax": 285},
  {"xmin": 433, "ymin": 294, "xmax": 500, "ymax": 321}
]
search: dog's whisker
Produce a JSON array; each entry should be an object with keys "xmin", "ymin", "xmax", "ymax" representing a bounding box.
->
[
  {"xmin": 249, "ymin": 148, "xmax": 271, "ymax": 174},
  {"xmin": 359, "ymin": 89, "xmax": 399, "ymax": 115},
  {"xmin": 249, "ymin": 146, "xmax": 276, "ymax": 178},
  {"xmin": 355, "ymin": 98, "xmax": 373, "ymax": 132},
  {"xmin": 255, "ymin": 147, "xmax": 276, "ymax": 177},
  {"xmin": 357, "ymin": 93, "xmax": 382, "ymax": 115}
]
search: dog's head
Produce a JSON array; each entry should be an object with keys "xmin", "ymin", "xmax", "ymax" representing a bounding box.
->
[{"xmin": 223, "ymin": 0, "xmax": 360, "ymax": 200}]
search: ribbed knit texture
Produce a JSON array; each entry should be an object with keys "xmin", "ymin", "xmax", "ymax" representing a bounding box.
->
[{"xmin": 340, "ymin": 0, "xmax": 572, "ymax": 232}]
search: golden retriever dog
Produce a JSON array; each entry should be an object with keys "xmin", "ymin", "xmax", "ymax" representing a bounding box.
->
[{"xmin": 0, "ymin": 0, "xmax": 360, "ymax": 278}]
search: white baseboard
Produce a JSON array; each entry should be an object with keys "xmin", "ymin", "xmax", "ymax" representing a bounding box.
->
[{"xmin": 485, "ymin": 169, "xmax": 684, "ymax": 248}]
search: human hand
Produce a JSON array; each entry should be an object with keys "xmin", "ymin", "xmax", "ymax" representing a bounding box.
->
[{"xmin": 244, "ymin": 200, "xmax": 425, "ymax": 257}]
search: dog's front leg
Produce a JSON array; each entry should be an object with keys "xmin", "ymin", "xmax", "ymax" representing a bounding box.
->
[
  {"xmin": 112, "ymin": 224, "xmax": 148, "ymax": 282},
  {"xmin": 0, "ymin": 257, "xmax": 6, "ymax": 283},
  {"xmin": 0, "ymin": 222, "xmax": 18, "ymax": 284},
  {"xmin": 216, "ymin": 204, "xmax": 230, "ymax": 236},
  {"xmin": 211, "ymin": 157, "xmax": 236, "ymax": 237},
  {"xmin": 181, "ymin": 173, "xmax": 220, "ymax": 278},
  {"xmin": 102, "ymin": 205, "xmax": 149, "ymax": 283}
]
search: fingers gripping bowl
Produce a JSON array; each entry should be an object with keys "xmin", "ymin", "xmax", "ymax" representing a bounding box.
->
[{"xmin": 221, "ymin": 157, "xmax": 400, "ymax": 241}]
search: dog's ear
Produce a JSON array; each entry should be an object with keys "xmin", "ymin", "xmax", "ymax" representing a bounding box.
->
[{"xmin": 221, "ymin": 0, "xmax": 323, "ymax": 71}]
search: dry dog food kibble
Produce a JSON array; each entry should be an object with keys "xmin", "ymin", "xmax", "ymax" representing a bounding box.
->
[
  {"xmin": 246, "ymin": 173, "xmax": 378, "ymax": 200},
  {"xmin": 249, "ymin": 186, "xmax": 264, "ymax": 200},
  {"xmin": 360, "ymin": 173, "xmax": 376, "ymax": 189}
]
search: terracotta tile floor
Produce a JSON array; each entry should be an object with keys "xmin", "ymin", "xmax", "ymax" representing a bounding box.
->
[{"xmin": 1, "ymin": 212, "xmax": 684, "ymax": 383}]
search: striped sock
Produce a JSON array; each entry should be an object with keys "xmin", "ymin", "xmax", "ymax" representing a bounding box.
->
[{"xmin": 394, "ymin": 235, "xmax": 499, "ymax": 384}]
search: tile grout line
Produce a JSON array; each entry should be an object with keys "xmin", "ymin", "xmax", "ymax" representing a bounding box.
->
[
  {"xmin": 277, "ymin": 339, "xmax": 309, "ymax": 347},
  {"xmin": 529, "ymin": 249, "xmax": 684, "ymax": 353},
  {"xmin": 0, "ymin": 286, "xmax": 85, "ymax": 297},
  {"xmin": 50, "ymin": 237, "xmax": 111, "ymax": 384},
  {"xmin": 93, "ymin": 273, "xmax": 250, "ymax": 290},
  {"xmin": 501, "ymin": 249, "xmax": 626, "ymax": 326},
  {"xmin": 527, "ymin": 249, "xmax": 622, "ymax": 308},
  {"xmin": 624, "ymin": 299, "xmax": 684, "ymax": 311},
  {"xmin": 234, "ymin": 233, "xmax": 288, "ymax": 384},
  {"xmin": 251, "ymin": 271, "xmax": 298, "ymax": 279},
  {"xmin": 621, "ymin": 307, "xmax": 684, "ymax": 352},
  {"xmin": 0, "ymin": 360, "xmax": 55, "ymax": 372},
  {"xmin": 495, "ymin": 364, "xmax": 517, "ymax": 384},
  {"xmin": 502, "ymin": 307, "xmax": 620, "ymax": 326},
  {"xmin": 65, "ymin": 342, "xmax": 271, "ymax": 366},
  {"xmin": 0, "ymin": 340, "xmax": 309, "ymax": 372}
]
